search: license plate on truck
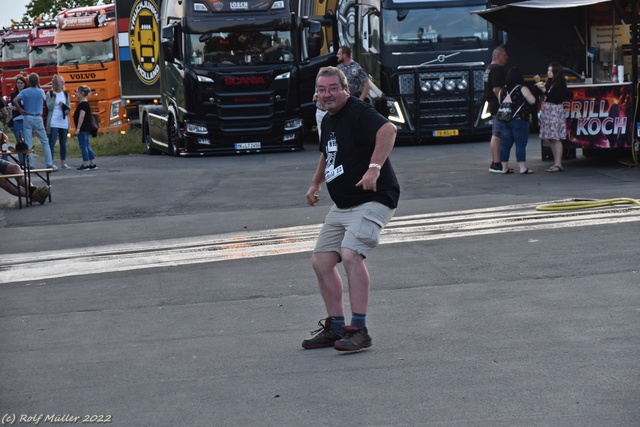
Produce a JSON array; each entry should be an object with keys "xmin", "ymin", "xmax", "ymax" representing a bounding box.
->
[
  {"xmin": 433, "ymin": 129, "xmax": 459, "ymax": 137},
  {"xmin": 234, "ymin": 142, "xmax": 261, "ymax": 150}
]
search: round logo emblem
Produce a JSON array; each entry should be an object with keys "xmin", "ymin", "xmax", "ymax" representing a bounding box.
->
[{"xmin": 129, "ymin": 0, "xmax": 160, "ymax": 85}]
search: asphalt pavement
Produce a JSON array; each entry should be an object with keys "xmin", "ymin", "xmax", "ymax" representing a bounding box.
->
[{"xmin": 1, "ymin": 135, "xmax": 639, "ymax": 426}]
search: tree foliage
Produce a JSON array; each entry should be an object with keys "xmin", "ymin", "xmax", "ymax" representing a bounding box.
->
[{"xmin": 20, "ymin": 0, "xmax": 108, "ymax": 23}]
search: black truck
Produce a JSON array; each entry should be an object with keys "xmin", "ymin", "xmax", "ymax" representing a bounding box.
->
[
  {"xmin": 116, "ymin": 0, "xmax": 337, "ymax": 155},
  {"xmin": 302, "ymin": 0, "xmax": 501, "ymax": 144}
]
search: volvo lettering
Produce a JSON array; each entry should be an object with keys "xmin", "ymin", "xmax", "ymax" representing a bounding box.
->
[{"xmin": 69, "ymin": 72, "xmax": 97, "ymax": 80}]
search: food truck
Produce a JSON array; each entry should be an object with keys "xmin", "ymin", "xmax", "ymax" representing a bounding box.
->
[{"xmin": 475, "ymin": 0, "xmax": 640, "ymax": 162}]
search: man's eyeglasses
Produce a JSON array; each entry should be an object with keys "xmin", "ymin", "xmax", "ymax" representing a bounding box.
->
[{"xmin": 317, "ymin": 87, "xmax": 342, "ymax": 95}]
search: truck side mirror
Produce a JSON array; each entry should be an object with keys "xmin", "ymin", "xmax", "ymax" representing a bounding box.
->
[
  {"xmin": 162, "ymin": 40, "xmax": 175, "ymax": 63},
  {"xmin": 161, "ymin": 25, "xmax": 177, "ymax": 63},
  {"xmin": 306, "ymin": 20, "xmax": 322, "ymax": 58}
]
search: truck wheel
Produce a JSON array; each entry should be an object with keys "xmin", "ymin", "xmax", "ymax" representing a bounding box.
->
[
  {"xmin": 143, "ymin": 117, "xmax": 160, "ymax": 155},
  {"xmin": 168, "ymin": 116, "xmax": 180, "ymax": 157}
]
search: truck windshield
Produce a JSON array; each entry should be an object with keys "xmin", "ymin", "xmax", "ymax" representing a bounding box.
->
[
  {"xmin": 383, "ymin": 6, "xmax": 492, "ymax": 46},
  {"xmin": 187, "ymin": 31, "xmax": 293, "ymax": 66},
  {"xmin": 30, "ymin": 45, "xmax": 57, "ymax": 67},
  {"xmin": 2, "ymin": 41, "xmax": 29, "ymax": 62},
  {"xmin": 57, "ymin": 39, "xmax": 115, "ymax": 65}
]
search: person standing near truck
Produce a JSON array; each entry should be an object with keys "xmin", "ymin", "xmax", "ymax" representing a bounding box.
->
[
  {"xmin": 313, "ymin": 89, "xmax": 327, "ymax": 140},
  {"xmin": 0, "ymin": 98, "xmax": 8, "ymax": 161},
  {"xmin": 73, "ymin": 85, "xmax": 97, "ymax": 171},
  {"xmin": 498, "ymin": 66, "xmax": 537, "ymax": 174},
  {"xmin": 13, "ymin": 73, "xmax": 57, "ymax": 171},
  {"xmin": 534, "ymin": 62, "xmax": 568, "ymax": 172},
  {"xmin": 337, "ymin": 46, "xmax": 370, "ymax": 101},
  {"xmin": 46, "ymin": 75, "xmax": 72, "ymax": 170},
  {"xmin": 0, "ymin": 98, "xmax": 7, "ymax": 130},
  {"xmin": 484, "ymin": 46, "xmax": 508, "ymax": 173},
  {"xmin": 7, "ymin": 77, "xmax": 27, "ymax": 164}
]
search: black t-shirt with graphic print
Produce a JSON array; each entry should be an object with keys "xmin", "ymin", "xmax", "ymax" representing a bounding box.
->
[{"xmin": 319, "ymin": 97, "xmax": 400, "ymax": 209}]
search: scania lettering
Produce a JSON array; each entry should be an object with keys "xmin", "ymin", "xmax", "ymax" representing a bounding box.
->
[
  {"xmin": 115, "ymin": 0, "xmax": 338, "ymax": 156},
  {"xmin": 224, "ymin": 77, "xmax": 267, "ymax": 86},
  {"xmin": 54, "ymin": 4, "xmax": 127, "ymax": 133}
]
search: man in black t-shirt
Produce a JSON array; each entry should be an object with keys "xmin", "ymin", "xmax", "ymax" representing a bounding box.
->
[
  {"xmin": 302, "ymin": 66, "xmax": 399, "ymax": 352},
  {"xmin": 484, "ymin": 46, "xmax": 508, "ymax": 173}
]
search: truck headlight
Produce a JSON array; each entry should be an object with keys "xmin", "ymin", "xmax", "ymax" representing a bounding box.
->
[
  {"xmin": 186, "ymin": 122, "xmax": 208, "ymax": 134},
  {"xmin": 284, "ymin": 118, "xmax": 302, "ymax": 131},
  {"xmin": 197, "ymin": 75, "xmax": 214, "ymax": 83},
  {"xmin": 445, "ymin": 80, "xmax": 456, "ymax": 92},
  {"xmin": 387, "ymin": 99, "xmax": 405, "ymax": 124}
]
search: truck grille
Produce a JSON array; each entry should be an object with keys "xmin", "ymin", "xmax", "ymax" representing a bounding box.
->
[
  {"xmin": 211, "ymin": 91, "xmax": 277, "ymax": 134},
  {"xmin": 396, "ymin": 69, "xmax": 485, "ymax": 132}
]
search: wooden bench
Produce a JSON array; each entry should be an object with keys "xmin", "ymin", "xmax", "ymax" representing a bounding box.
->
[{"xmin": 0, "ymin": 172, "xmax": 28, "ymax": 208}]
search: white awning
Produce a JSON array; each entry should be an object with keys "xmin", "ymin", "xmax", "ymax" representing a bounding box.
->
[
  {"xmin": 498, "ymin": 0, "xmax": 610, "ymax": 8},
  {"xmin": 473, "ymin": 0, "xmax": 611, "ymax": 15}
]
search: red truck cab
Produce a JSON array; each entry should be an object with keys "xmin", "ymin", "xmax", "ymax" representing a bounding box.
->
[
  {"xmin": 0, "ymin": 24, "xmax": 31, "ymax": 102},
  {"xmin": 27, "ymin": 19, "xmax": 58, "ymax": 91}
]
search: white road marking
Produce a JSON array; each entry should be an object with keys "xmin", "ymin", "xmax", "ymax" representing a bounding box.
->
[{"xmin": 1, "ymin": 201, "xmax": 638, "ymax": 283}]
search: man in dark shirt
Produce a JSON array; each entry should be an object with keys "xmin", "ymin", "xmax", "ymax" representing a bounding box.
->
[
  {"xmin": 484, "ymin": 46, "xmax": 508, "ymax": 173},
  {"xmin": 302, "ymin": 66, "xmax": 400, "ymax": 352}
]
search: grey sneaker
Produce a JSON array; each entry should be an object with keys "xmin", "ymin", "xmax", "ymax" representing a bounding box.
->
[
  {"xmin": 302, "ymin": 317, "xmax": 342, "ymax": 349},
  {"xmin": 333, "ymin": 326, "xmax": 372, "ymax": 352},
  {"xmin": 31, "ymin": 186, "xmax": 51, "ymax": 205}
]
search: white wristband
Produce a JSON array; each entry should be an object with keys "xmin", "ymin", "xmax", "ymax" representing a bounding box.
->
[{"xmin": 368, "ymin": 163, "xmax": 382, "ymax": 170}]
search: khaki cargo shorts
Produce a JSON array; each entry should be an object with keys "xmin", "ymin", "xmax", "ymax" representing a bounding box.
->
[{"xmin": 313, "ymin": 201, "xmax": 395, "ymax": 258}]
